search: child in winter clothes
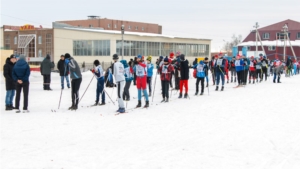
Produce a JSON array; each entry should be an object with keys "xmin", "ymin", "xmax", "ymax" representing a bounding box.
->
[
  {"xmin": 235, "ymin": 55, "xmax": 245, "ymax": 86},
  {"xmin": 255, "ymin": 58, "xmax": 262, "ymax": 82},
  {"xmin": 230, "ymin": 57, "xmax": 237, "ymax": 83},
  {"xmin": 121, "ymin": 59, "xmax": 133, "ymax": 101},
  {"xmin": 159, "ymin": 57, "xmax": 174, "ymax": 102},
  {"xmin": 249, "ymin": 56, "xmax": 257, "ymax": 84},
  {"xmin": 146, "ymin": 56, "xmax": 154, "ymax": 97},
  {"xmin": 203, "ymin": 57, "xmax": 210, "ymax": 87},
  {"xmin": 134, "ymin": 55, "xmax": 149, "ymax": 108},
  {"xmin": 214, "ymin": 55, "xmax": 226, "ymax": 91},
  {"xmin": 193, "ymin": 60, "xmax": 208, "ymax": 95},
  {"xmin": 179, "ymin": 54, "xmax": 189, "ymax": 98},
  {"xmin": 91, "ymin": 60, "xmax": 105, "ymax": 105},
  {"xmin": 112, "ymin": 54, "xmax": 126, "ymax": 113}
]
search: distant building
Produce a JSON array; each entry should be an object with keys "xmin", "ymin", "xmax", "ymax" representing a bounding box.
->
[
  {"xmin": 55, "ymin": 16, "xmax": 163, "ymax": 34},
  {"xmin": 238, "ymin": 19, "xmax": 300, "ymax": 60}
]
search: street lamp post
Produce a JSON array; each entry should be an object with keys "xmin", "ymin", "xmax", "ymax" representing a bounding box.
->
[{"xmin": 121, "ymin": 25, "xmax": 124, "ymax": 60}]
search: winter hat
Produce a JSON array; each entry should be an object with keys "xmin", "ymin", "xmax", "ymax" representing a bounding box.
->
[
  {"xmin": 137, "ymin": 54, "xmax": 142, "ymax": 59},
  {"xmin": 176, "ymin": 51, "xmax": 181, "ymax": 56},
  {"xmin": 113, "ymin": 54, "xmax": 119, "ymax": 60},
  {"xmin": 46, "ymin": 54, "xmax": 50, "ymax": 59},
  {"xmin": 250, "ymin": 56, "xmax": 254, "ymax": 59},
  {"xmin": 65, "ymin": 53, "xmax": 71, "ymax": 59},
  {"xmin": 259, "ymin": 53, "xmax": 263, "ymax": 57},
  {"xmin": 170, "ymin": 52, "xmax": 175, "ymax": 59},
  {"xmin": 19, "ymin": 55, "xmax": 26, "ymax": 61},
  {"xmin": 263, "ymin": 56, "xmax": 266, "ymax": 59},
  {"xmin": 180, "ymin": 54, "xmax": 185, "ymax": 61},
  {"xmin": 159, "ymin": 56, "xmax": 163, "ymax": 60},
  {"xmin": 94, "ymin": 60, "xmax": 100, "ymax": 66},
  {"xmin": 147, "ymin": 55, "xmax": 152, "ymax": 61},
  {"xmin": 164, "ymin": 57, "xmax": 169, "ymax": 62},
  {"xmin": 214, "ymin": 54, "xmax": 218, "ymax": 59},
  {"xmin": 10, "ymin": 54, "xmax": 16, "ymax": 59}
]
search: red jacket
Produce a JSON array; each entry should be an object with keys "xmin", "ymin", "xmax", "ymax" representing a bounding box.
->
[
  {"xmin": 249, "ymin": 60, "xmax": 256, "ymax": 71},
  {"xmin": 159, "ymin": 64, "xmax": 174, "ymax": 81}
]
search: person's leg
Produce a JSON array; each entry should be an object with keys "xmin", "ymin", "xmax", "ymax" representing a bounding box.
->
[
  {"xmin": 162, "ymin": 81, "xmax": 166, "ymax": 99},
  {"xmin": 66, "ymin": 76, "xmax": 70, "ymax": 88},
  {"xmin": 166, "ymin": 81, "xmax": 170, "ymax": 99},
  {"xmin": 216, "ymin": 72, "xmax": 220, "ymax": 86},
  {"xmin": 15, "ymin": 83, "xmax": 22, "ymax": 109},
  {"xmin": 10, "ymin": 90, "xmax": 15, "ymax": 107},
  {"xmin": 5, "ymin": 90, "xmax": 11, "ymax": 106},
  {"xmin": 200, "ymin": 78, "xmax": 204, "ymax": 93},
  {"xmin": 185, "ymin": 80, "xmax": 188, "ymax": 94},
  {"xmin": 96, "ymin": 80, "xmax": 100, "ymax": 103},
  {"xmin": 73, "ymin": 78, "xmax": 82, "ymax": 107},
  {"xmin": 195, "ymin": 77, "xmax": 200, "ymax": 93},
  {"xmin": 221, "ymin": 73, "xmax": 225, "ymax": 86},
  {"xmin": 43, "ymin": 75, "xmax": 46, "ymax": 90},
  {"xmin": 61, "ymin": 76, "xmax": 64, "ymax": 89},
  {"xmin": 142, "ymin": 76, "xmax": 149, "ymax": 101},
  {"xmin": 23, "ymin": 82, "xmax": 29, "ymax": 110},
  {"xmin": 100, "ymin": 78, "xmax": 105, "ymax": 104},
  {"xmin": 118, "ymin": 81, "xmax": 125, "ymax": 108},
  {"xmin": 49, "ymin": 74, "xmax": 52, "ymax": 89},
  {"xmin": 179, "ymin": 80, "xmax": 183, "ymax": 94},
  {"xmin": 71, "ymin": 79, "xmax": 75, "ymax": 106},
  {"xmin": 123, "ymin": 81, "xmax": 129, "ymax": 100},
  {"xmin": 45, "ymin": 75, "xmax": 50, "ymax": 89}
]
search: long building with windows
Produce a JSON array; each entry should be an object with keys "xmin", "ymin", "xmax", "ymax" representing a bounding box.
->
[
  {"xmin": 54, "ymin": 27, "xmax": 211, "ymax": 66},
  {"xmin": 2, "ymin": 24, "xmax": 211, "ymax": 68}
]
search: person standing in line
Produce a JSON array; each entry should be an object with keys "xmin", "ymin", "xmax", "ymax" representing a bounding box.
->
[
  {"xmin": 121, "ymin": 59, "xmax": 133, "ymax": 101},
  {"xmin": 193, "ymin": 60, "xmax": 208, "ymax": 95},
  {"xmin": 40, "ymin": 54, "xmax": 55, "ymax": 90},
  {"xmin": 173, "ymin": 52, "xmax": 181, "ymax": 90},
  {"xmin": 146, "ymin": 56, "xmax": 154, "ymax": 97},
  {"xmin": 64, "ymin": 53, "xmax": 82, "ymax": 110},
  {"xmin": 3, "ymin": 54, "xmax": 17, "ymax": 111},
  {"xmin": 12, "ymin": 55, "xmax": 30, "ymax": 113},
  {"xmin": 203, "ymin": 57, "xmax": 210, "ymax": 87},
  {"xmin": 214, "ymin": 54, "xmax": 226, "ymax": 91},
  {"xmin": 230, "ymin": 56, "xmax": 237, "ymax": 83},
  {"xmin": 178, "ymin": 54, "xmax": 189, "ymax": 98},
  {"xmin": 57, "ymin": 54, "xmax": 70, "ymax": 89},
  {"xmin": 134, "ymin": 55, "xmax": 149, "ymax": 108},
  {"xmin": 91, "ymin": 60, "xmax": 105, "ymax": 106},
  {"xmin": 249, "ymin": 56, "xmax": 257, "ymax": 84},
  {"xmin": 235, "ymin": 55, "xmax": 244, "ymax": 87},
  {"xmin": 159, "ymin": 57, "xmax": 174, "ymax": 102},
  {"xmin": 112, "ymin": 54, "xmax": 126, "ymax": 113},
  {"xmin": 261, "ymin": 55, "xmax": 269, "ymax": 81}
]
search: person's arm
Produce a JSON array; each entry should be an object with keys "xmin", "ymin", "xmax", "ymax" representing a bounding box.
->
[
  {"xmin": 57, "ymin": 61, "xmax": 60, "ymax": 70},
  {"xmin": 3, "ymin": 65, "xmax": 12, "ymax": 80}
]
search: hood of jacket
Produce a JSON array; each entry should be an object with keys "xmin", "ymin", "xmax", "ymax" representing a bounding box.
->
[
  {"xmin": 15, "ymin": 58, "xmax": 28, "ymax": 67},
  {"xmin": 120, "ymin": 60, "xmax": 129, "ymax": 68}
]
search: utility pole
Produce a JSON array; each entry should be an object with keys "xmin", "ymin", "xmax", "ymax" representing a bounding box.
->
[
  {"xmin": 282, "ymin": 24, "xmax": 288, "ymax": 61},
  {"xmin": 254, "ymin": 22, "xmax": 259, "ymax": 57}
]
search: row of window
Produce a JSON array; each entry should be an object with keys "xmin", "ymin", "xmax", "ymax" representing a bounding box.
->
[
  {"xmin": 82, "ymin": 24, "xmax": 146, "ymax": 31},
  {"xmin": 7, "ymin": 35, "xmax": 45, "ymax": 45},
  {"xmin": 245, "ymin": 46, "xmax": 280, "ymax": 51},
  {"xmin": 262, "ymin": 32, "xmax": 300, "ymax": 39},
  {"xmin": 72, "ymin": 40, "xmax": 210, "ymax": 57}
]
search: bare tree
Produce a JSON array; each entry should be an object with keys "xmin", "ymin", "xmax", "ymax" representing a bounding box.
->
[{"xmin": 223, "ymin": 34, "xmax": 243, "ymax": 52}]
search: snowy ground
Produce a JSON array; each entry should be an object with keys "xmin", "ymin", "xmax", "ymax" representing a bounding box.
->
[{"xmin": 1, "ymin": 70, "xmax": 300, "ymax": 169}]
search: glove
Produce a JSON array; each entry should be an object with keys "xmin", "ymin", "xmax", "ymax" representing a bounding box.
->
[
  {"xmin": 65, "ymin": 59, "xmax": 70, "ymax": 65},
  {"xmin": 90, "ymin": 69, "xmax": 95, "ymax": 73}
]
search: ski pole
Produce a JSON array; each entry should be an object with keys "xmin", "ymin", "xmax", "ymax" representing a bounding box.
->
[
  {"xmin": 79, "ymin": 75, "xmax": 94, "ymax": 103},
  {"xmin": 152, "ymin": 71, "xmax": 158, "ymax": 103},
  {"xmin": 58, "ymin": 88, "xmax": 63, "ymax": 109},
  {"xmin": 103, "ymin": 89, "xmax": 115, "ymax": 105}
]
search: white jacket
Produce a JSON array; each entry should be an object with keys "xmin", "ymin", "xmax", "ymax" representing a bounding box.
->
[
  {"xmin": 113, "ymin": 61, "xmax": 125, "ymax": 82},
  {"xmin": 93, "ymin": 65, "xmax": 104, "ymax": 79}
]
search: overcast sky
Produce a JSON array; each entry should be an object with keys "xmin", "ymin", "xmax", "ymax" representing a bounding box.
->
[{"xmin": 1, "ymin": 0, "xmax": 300, "ymax": 52}]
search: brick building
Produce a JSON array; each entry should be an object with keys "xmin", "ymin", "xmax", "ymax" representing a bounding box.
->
[
  {"xmin": 55, "ymin": 16, "xmax": 162, "ymax": 34},
  {"xmin": 238, "ymin": 19, "xmax": 300, "ymax": 60}
]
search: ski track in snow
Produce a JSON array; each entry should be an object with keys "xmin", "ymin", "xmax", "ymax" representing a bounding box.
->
[{"xmin": 1, "ymin": 70, "xmax": 300, "ymax": 169}]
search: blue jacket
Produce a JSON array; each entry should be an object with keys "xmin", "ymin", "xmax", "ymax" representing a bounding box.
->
[
  {"xmin": 193, "ymin": 61, "xmax": 208, "ymax": 78},
  {"xmin": 244, "ymin": 58, "xmax": 250, "ymax": 70},
  {"xmin": 120, "ymin": 60, "xmax": 133, "ymax": 82},
  {"xmin": 235, "ymin": 59, "xmax": 244, "ymax": 72},
  {"xmin": 12, "ymin": 58, "xmax": 30, "ymax": 82},
  {"xmin": 147, "ymin": 63, "xmax": 154, "ymax": 77}
]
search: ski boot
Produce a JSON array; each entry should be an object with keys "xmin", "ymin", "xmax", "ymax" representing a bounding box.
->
[
  {"xmin": 165, "ymin": 98, "xmax": 169, "ymax": 102},
  {"xmin": 206, "ymin": 83, "xmax": 208, "ymax": 87},
  {"xmin": 184, "ymin": 93, "xmax": 188, "ymax": 99},
  {"xmin": 144, "ymin": 101, "xmax": 149, "ymax": 108},
  {"xmin": 68, "ymin": 104, "xmax": 75, "ymax": 110},
  {"xmin": 161, "ymin": 98, "xmax": 165, "ymax": 102},
  {"xmin": 136, "ymin": 101, "xmax": 142, "ymax": 108},
  {"xmin": 195, "ymin": 92, "xmax": 198, "ymax": 96},
  {"xmin": 215, "ymin": 86, "xmax": 219, "ymax": 91},
  {"xmin": 221, "ymin": 86, "xmax": 224, "ymax": 91},
  {"xmin": 200, "ymin": 92, "xmax": 203, "ymax": 95},
  {"xmin": 178, "ymin": 93, "xmax": 183, "ymax": 98},
  {"xmin": 119, "ymin": 108, "xmax": 126, "ymax": 113}
]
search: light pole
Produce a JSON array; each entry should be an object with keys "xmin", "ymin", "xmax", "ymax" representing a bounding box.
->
[{"xmin": 121, "ymin": 25, "xmax": 124, "ymax": 60}]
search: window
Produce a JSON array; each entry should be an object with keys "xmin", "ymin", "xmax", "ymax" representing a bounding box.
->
[
  {"xmin": 38, "ymin": 49, "xmax": 42, "ymax": 57},
  {"xmin": 38, "ymin": 36, "xmax": 42, "ymax": 44},
  {"xmin": 46, "ymin": 34, "xmax": 52, "ymax": 56},
  {"xmin": 135, "ymin": 26, "xmax": 138, "ymax": 30},
  {"xmin": 262, "ymin": 33, "xmax": 270, "ymax": 39},
  {"xmin": 108, "ymin": 24, "xmax": 110, "ymax": 28},
  {"xmin": 89, "ymin": 24, "xmax": 93, "ymax": 28},
  {"xmin": 276, "ymin": 32, "xmax": 290, "ymax": 40},
  {"xmin": 142, "ymin": 27, "xmax": 144, "ymax": 31},
  {"xmin": 128, "ymin": 25, "xmax": 131, "ymax": 30},
  {"xmin": 114, "ymin": 24, "xmax": 117, "ymax": 28},
  {"xmin": 297, "ymin": 32, "xmax": 300, "ymax": 39},
  {"xmin": 14, "ymin": 36, "xmax": 18, "ymax": 45},
  {"xmin": 5, "ymin": 35, "xmax": 10, "ymax": 49},
  {"xmin": 268, "ymin": 46, "xmax": 276, "ymax": 51},
  {"xmin": 73, "ymin": 40, "xmax": 110, "ymax": 56}
]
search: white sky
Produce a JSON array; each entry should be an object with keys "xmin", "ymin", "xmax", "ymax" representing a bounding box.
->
[{"xmin": 1, "ymin": 0, "xmax": 300, "ymax": 52}]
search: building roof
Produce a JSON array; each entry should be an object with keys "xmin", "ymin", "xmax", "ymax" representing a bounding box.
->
[
  {"xmin": 61, "ymin": 27, "xmax": 211, "ymax": 41},
  {"xmin": 258, "ymin": 19, "xmax": 300, "ymax": 31},
  {"xmin": 238, "ymin": 40, "xmax": 300, "ymax": 47}
]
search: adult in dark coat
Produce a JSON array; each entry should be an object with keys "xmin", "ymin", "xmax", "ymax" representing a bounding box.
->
[
  {"xmin": 179, "ymin": 54, "xmax": 189, "ymax": 98},
  {"xmin": 57, "ymin": 54, "xmax": 70, "ymax": 89},
  {"xmin": 40, "ymin": 54, "xmax": 54, "ymax": 90},
  {"xmin": 3, "ymin": 54, "xmax": 17, "ymax": 110},
  {"xmin": 12, "ymin": 55, "xmax": 31, "ymax": 112}
]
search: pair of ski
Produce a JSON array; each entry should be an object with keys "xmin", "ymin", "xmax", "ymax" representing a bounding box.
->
[
  {"xmin": 16, "ymin": 110, "xmax": 30, "ymax": 113},
  {"xmin": 115, "ymin": 106, "xmax": 148, "ymax": 115}
]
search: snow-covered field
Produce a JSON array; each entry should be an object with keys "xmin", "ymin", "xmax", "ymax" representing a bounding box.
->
[{"xmin": 1, "ymin": 70, "xmax": 300, "ymax": 169}]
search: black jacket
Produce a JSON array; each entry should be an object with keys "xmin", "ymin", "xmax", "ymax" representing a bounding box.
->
[
  {"xmin": 40, "ymin": 56, "xmax": 54, "ymax": 75},
  {"xmin": 3, "ymin": 58, "xmax": 16, "ymax": 90},
  {"xmin": 180, "ymin": 59, "xmax": 189, "ymax": 80},
  {"xmin": 57, "ymin": 59, "xmax": 68, "ymax": 76}
]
